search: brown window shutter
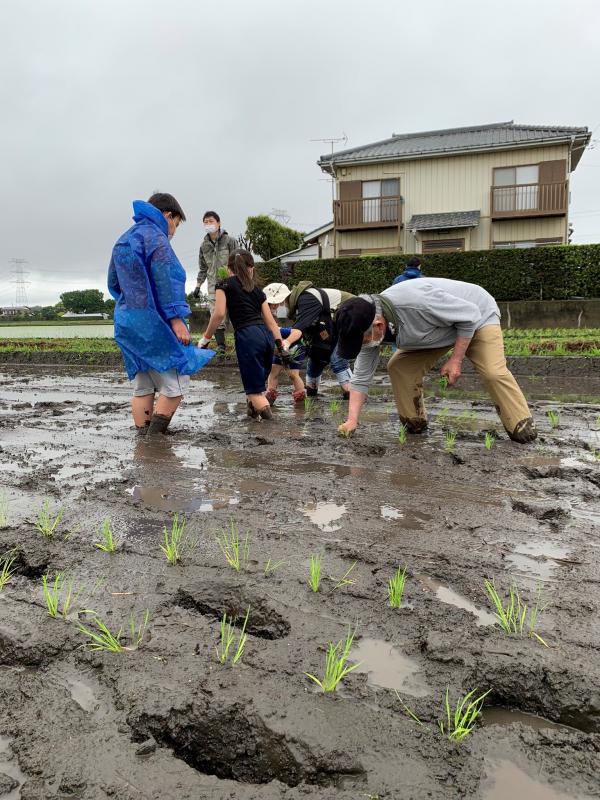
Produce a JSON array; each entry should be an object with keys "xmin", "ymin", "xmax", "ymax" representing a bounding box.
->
[
  {"xmin": 338, "ymin": 180, "xmax": 362, "ymax": 200},
  {"xmin": 336, "ymin": 180, "xmax": 363, "ymax": 227},
  {"xmin": 422, "ymin": 239, "xmax": 465, "ymax": 253},
  {"xmin": 539, "ymin": 159, "xmax": 566, "ymax": 183}
]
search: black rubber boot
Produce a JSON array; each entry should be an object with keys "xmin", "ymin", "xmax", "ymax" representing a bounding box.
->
[
  {"xmin": 306, "ymin": 385, "xmax": 318, "ymax": 397},
  {"xmin": 215, "ymin": 328, "xmax": 226, "ymax": 354},
  {"xmin": 146, "ymin": 413, "xmax": 172, "ymax": 435}
]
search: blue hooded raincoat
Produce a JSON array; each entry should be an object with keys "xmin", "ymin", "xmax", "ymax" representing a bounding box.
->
[{"xmin": 108, "ymin": 201, "xmax": 214, "ymax": 380}]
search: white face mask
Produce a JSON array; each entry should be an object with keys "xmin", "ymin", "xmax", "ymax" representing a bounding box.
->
[
  {"xmin": 276, "ymin": 305, "xmax": 288, "ymax": 319},
  {"xmin": 204, "ymin": 224, "xmax": 218, "ymax": 234},
  {"xmin": 364, "ymin": 330, "xmax": 384, "ymax": 349}
]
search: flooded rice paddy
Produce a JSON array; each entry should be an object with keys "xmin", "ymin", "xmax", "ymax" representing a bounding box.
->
[{"xmin": 0, "ymin": 364, "xmax": 599, "ymax": 799}]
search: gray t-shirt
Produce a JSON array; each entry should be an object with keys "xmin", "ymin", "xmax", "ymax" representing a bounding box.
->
[{"xmin": 351, "ymin": 278, "xmax": 500, "ymax": 395}]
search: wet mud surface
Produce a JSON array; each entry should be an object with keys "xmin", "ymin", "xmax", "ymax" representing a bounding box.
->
[{"xmin": 0, "ymin": 366, "xmax": 599, "ymax": 799}]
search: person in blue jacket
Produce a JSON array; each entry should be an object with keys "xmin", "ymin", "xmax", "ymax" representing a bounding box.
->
[
  {"xmin": 108, "ymin": 193, "xmax": 214, "ymax": 435},
  {"xmin": 393, "ymin": 256, "xmax": 424, "ymax": 285}
]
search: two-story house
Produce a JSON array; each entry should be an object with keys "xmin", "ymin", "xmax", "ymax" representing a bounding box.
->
[{"xmin": 317, "ymin": 121, "xmax": 590, "ymax": 257}]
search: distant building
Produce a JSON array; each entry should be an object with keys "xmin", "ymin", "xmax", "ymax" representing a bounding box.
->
[
  {"xmin": 318, "ymin": 121, "xmax": 591, "ymax": 256},
  {"xmin": 1, "ymin": 306, "xmax": 32, "ymax": 317},
  {"xmin": 61, "ymin": 312, "xmax": 109, "ymax": 320},
  {"xmin": 273, "ymin": 222, "xmax": 335, "ymax": 270}
]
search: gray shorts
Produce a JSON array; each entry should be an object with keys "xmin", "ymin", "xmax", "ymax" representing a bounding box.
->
[{"xmin": 132, "ymin": 369, "xmax": 190, "ymax": 398}]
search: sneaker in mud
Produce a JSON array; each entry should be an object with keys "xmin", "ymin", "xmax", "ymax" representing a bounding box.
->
[
  {"xmin": 258, "ymin": 405, "xmax": 273, "ymax": 420},
  {"xmin": 508, "ymin": 417, "xmax": 537, "ymax": 443}
]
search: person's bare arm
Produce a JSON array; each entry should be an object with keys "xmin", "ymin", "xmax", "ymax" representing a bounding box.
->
[
  {"xmin": 337, "ymin": 390, "xmax": 367, "ymax": 435},
  {"xmin": 282, "ymin": 327, "xmax": 303, "ymax": 348},
  {"xmin": 440, "ymin": 335, "xmax": 472, "ymax": 385},
  {"xmin": 201, "ymin": 289, "xmax": 227, "ymax": 342}
]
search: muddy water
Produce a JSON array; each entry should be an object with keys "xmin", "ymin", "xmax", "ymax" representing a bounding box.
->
[
  {"xmin": 0, "ymin": 736, "xmax": 26, "ymax": 799},
  {"xmin": 1, "ymin": 367, "xmax": 600, "ymax": 800},
  {"xmin": 351, "ymin": 638, "xmax": 430, "ymax": 696}
]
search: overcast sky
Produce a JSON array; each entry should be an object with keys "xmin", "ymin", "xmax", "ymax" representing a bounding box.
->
[{"xmin": 0, "ymin": 0, "xmax": 599, "ymax": 307}]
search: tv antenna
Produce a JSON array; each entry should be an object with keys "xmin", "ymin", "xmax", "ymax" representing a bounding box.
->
[
  {"xmin": 310, "ymin": 133, "xmax": 348, "ymax": 201},
  {"xmin": 10, "ymin": 258, "xmax": 30, "ymax": 306}
]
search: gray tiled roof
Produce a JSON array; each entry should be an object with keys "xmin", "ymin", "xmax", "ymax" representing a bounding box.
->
[
  {"xmin": 408, "ymin": 211, "xmax": 481, "ymax": 231},
  {"xmin": 319, "ymin": 121, "xmax": 590, "ymax": 168}
]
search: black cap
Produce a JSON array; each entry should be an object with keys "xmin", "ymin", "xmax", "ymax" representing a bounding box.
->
[{"xmin": 335, "ymin": 298, "xmax": 376, "ymax": 360}]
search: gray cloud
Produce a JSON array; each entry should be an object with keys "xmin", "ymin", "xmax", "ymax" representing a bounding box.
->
[{"xmin": 1, "ymin": 0, "xmax": 598, "ymax": 306}]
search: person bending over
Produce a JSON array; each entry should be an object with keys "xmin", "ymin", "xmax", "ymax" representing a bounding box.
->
[
  {"xmin": 335, "ymin": 277, "xmax": 536, "ymax": 443},
  {"xmin": 199, "ymin": 250, "xmax": 288, "ymax": 420}
]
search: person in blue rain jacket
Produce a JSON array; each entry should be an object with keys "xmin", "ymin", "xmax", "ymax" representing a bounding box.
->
[
  {"xmin": 108, "ymin": 193, "xmax": 214, "ymax": 435},
  {"xmin": 392, "ymin": 256, "xmax": 424, "ymax": 285}
]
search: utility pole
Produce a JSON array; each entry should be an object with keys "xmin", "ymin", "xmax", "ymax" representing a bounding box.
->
[{"xmin": 10, "ymin": 258, "xmax": 29, "ymax": 307}]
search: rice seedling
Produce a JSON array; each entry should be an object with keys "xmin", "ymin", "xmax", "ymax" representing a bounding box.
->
[
  {"xmin": 95, "ymin": 518, "xmax": 116, "ymax": 553},
  {"xmin": 439, "ymin": 687, "xmax": 490, "ymax": 742},
  {"xmin": 41, "ymin": 573, "xmax": 84, "ymax": 619},
  {"xmin": 305, "ymin": 627, "xmax": 361, "ymax": 693},
  {"xmin": 546, "ymin": 409, "xmax": 560, "ymax": 429},
  {"xmin": 388, "ymin": 566, "xmax": 407, "ymax": 608},
  {"xmin": 0, "ymin": 550, "xmax": 17, "ymax": 593},
  {"xmin": 329, "ymin": 561, "xmax": 357, "ymax": 592},
  {"xmin": 328, "ymin": 399, "xmax": 340, "ymax": 415},
  {"xmin": 304, "ymin": 396, "xmax": 317, "ymax": 416},
  {"xmin": 595, "ymin": 414, "xmax": 600, "ymax": 430},
  {"xmin": 160, "ymin": 513, "xmax": 186, "ymax": 565},
  {"xmin": 396, "ymin": 687, "xmax": 490, "ymax": 743},
  {"xmin": 484, "ymin": 579, "xmax": 548, "ymax": 646},
  {"xmin": 444, "ymin": 430, "xmax": 457, "ymax": 454},
  {"xmin": 216, "ymin": 607, "xmax": 250, "ymax": 665},
  {"xmin": 398, "ymin": 423, "xmax": 407, "ymax": 445},
  {"xmin": 484, "ymin": 432, "xmax": 496, "ymax": 451},
  {"xmin": 437, "ymin": 407, "xmax": 449, "ymax": 425},
  {"xmin": 264, "ymin": 557, "xmax": 286, "ymax": 577},
  {"xmin": 77, "ymin": 609, "xmax": 149, "ymax": 652},
  {"xmin": 439, "ymin": 376, "xmax": 449, "ymax": 397},
  {"xmin": 0, "ymin": 494, "xmax": 8, "ymax": 529},
  {"xmin": 215, "ymin": 519, "xmax": 249, "ymax": 572},
  {"xmin": 308, "ymin": 554, "xmax": 322, "ymax": 592},
  {"xmin": 34, "ymin": 499, "xmax": 64, "ymax": 539}
]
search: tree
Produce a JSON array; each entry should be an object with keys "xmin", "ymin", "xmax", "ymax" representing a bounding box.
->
[
  {"xmin": 242, "ymin": 216, "xmax": 304, "ymax": 262},
  {"xmin": 104, "ymin": 298, "xmax": 116, "ymax": 318},
  {"xmin": 60, "ymin": 289, "xmax": 105, "ymax": 314}
]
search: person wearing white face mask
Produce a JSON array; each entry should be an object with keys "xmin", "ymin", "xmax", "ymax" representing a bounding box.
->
[
  {"xmin": 194, "ymin": 211, "xmax": 237, "ymax": 353},
  {"xmin": 335, "ymin": 281, "xmax": 537, "ymax": 444}
]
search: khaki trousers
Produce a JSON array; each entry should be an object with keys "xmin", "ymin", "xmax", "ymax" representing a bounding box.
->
[{"xmin": 387, "ymin": 325, "xmax": 532, "ymax": 435}]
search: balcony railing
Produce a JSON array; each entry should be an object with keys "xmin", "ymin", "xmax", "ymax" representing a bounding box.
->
[
  {"xmin": 334, "ymin": 196, "xmax": 402, "ymax": 229},
  {"xmin": 491, "ymin": 182, "xmax": 567, "ymax": 218}
]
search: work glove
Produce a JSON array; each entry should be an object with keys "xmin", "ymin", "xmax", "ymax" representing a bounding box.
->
[{"xmin": 193, "ymin": 286, "xmax": 201, "ymax": 299}]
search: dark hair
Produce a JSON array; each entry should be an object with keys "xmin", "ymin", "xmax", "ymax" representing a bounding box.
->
[
  {"xmin": 203, "ymin": 210, "xmax": 221, "ymax": 224},
  {"xmin": 147, "ymin": 193, "xmax": 186, "ymax": 222},
  {"xmin": 406, "ymin": 256, "xmax": 421, "ymax": 269},
  {"xmin": 228, "ymin": 248, "xmax": 255, "ymax": 292}
]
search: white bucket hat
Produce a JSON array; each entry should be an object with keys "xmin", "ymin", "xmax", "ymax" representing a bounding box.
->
[{"xmin": 264, "ymin": 282, "xmax": 291, "ymax": 305}]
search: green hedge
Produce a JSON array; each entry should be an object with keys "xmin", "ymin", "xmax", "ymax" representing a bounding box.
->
[{"xmin": 257, "ymin": 244, "xmax": 600, "ymax": 301}]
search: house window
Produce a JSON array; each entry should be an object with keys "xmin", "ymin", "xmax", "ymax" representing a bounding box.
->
[
  {"xmin": 493, "ymin": 165, "xmax": 540, "ymax": 212},
  {"xmin": 422, "ymin": 238, "xmax": 465, "ymax": 253},
  {"xmin": 362, "ymin": 178, "xmax": 399, "ymax": 222},
  {"xmin": 493, "ymin": 238, "xmax": 562, "ymax": 249}
]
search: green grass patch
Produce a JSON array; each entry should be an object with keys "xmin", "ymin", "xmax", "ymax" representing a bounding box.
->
[
  {"xmin": 160, "ymin": 513, "xmax": 186, "ymax": 565},
  {"xmin": 484, "ymin": 580, "xmax": 548, "ymax": 646},
  {"xmin": 95, "ymin": 519, "xmax": 117, "ymax": 553},
  {"xmin": 34, "ymin": 500, "xmax": 64, "ymax": 539},
  {"xmin": 388, "ymin": 566, "xmax": 407, "ymax": 608},
  {"xmin": 42, "ymin": 572, "xmax": 84, "ymax": 619},
  {"xmin": 308, "ymin": 554, "xmax": 322, "ymax": 592},
  {"xmin": 77, "ymin": 610, "xmax": 149, "ymax": 652},
  {"xmin": 216, "ymin": 607, "xmax": 250, "ymax": 665},
  {"xmin": 215, "ymin": 520, "xmax": 249, "ymax": 572}
]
